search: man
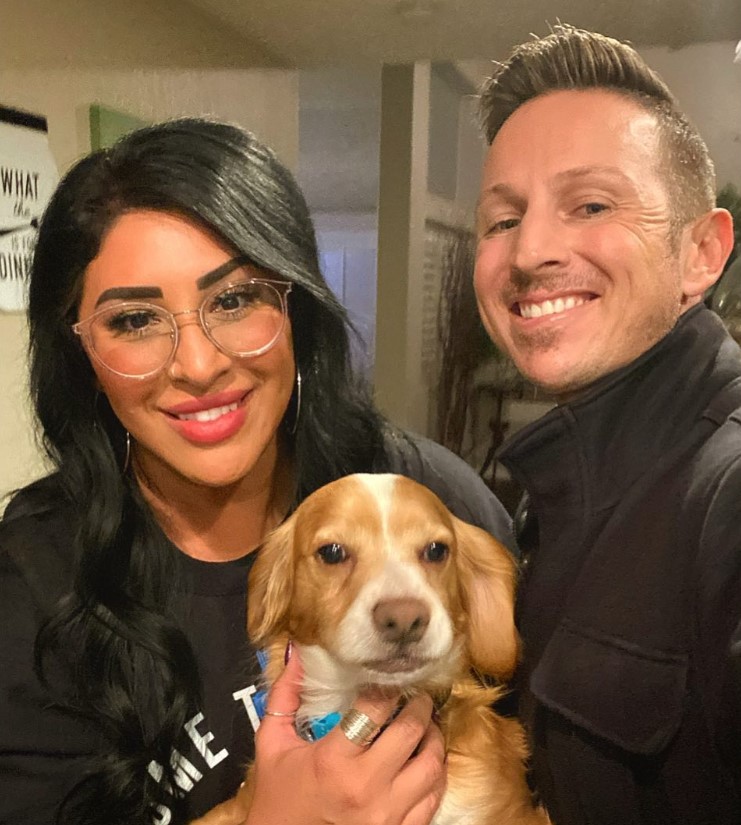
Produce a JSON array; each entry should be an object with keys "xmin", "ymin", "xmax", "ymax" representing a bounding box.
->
[{"xmin": 473, "ymin": 25, "xmax": 739, "ymax": 824}]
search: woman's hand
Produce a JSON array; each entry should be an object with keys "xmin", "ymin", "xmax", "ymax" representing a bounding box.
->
[{"xmin": 241, "ymin": 647, "xmax": 446, "ymax": 825}]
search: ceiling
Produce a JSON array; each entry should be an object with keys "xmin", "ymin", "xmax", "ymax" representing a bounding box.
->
[
  {"xmin": 183, "ymin": 0, "xmax": 741, "ymax": 67},
  {"xmin": 180, "ymin": 0, "xmax": 741, "ymax": 214}
]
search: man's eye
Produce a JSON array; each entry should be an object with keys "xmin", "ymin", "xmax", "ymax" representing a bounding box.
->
[
  {"xmin": 581, "ymin": 202, "xmax": 609, "ymax": 216},
  {"xmin": 488, "ymin": 217, "xmax": 520, "ymax": 234},
  {"xmin": 316, "ymin": 543, "xmax": 347, "ymax": 565}
]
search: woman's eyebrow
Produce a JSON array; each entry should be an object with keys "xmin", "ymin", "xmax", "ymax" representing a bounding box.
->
[
  {"xmin": 93, "ymin": 257, "xmax": 251, "ymax": 307},
  {"xmin": 196, "ymin": 256, "xmax": 250, "ymax": 291},
  {"xmin": 95, "ymin": 286, "xmax": 162, "ymax": 307}
]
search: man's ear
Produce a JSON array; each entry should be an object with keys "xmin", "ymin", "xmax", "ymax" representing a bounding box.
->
[{"xmin": 681, "ymin": 208, "xmax": 736, "ymax": 303}]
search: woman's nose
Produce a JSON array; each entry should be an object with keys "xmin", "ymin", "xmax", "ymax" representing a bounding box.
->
[{"xmin": 167, "ymin": 315, "xmax": 232, "ymax": 386}]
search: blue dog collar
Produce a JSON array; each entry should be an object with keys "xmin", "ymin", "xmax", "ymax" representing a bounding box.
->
[
  {"xmin": 254, "ymin": 648, "xmax": 341, "ymax": 741},
  {"xmin": 296, "ymin": 711, "xmax": 342, "ymax": 741}
]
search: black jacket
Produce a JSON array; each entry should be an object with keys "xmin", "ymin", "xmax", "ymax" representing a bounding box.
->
[{"xmin": 500, "ymin": 305, "xmax": 741, "ymax": 825}]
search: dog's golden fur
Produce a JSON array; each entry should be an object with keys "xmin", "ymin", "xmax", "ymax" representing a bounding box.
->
[{"xmin": 246, "ymin": 474, "xmax": 549, "ymax": 825}]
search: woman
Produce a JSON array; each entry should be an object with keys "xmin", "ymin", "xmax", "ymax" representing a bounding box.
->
[{"xmin": 0, "ymin": 118, "xmax": 512, "ymax": 825}]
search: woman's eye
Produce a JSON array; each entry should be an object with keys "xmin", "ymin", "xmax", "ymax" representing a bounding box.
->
[
  {"xmin": 105, "ymin": 310, "xmax": 162, "ymax": 336},
  {"xmin": 218, "ymin": 293, "xmax": 244, "ymax": 312},
  {"xmin": 316, "ymin": 543, "xmax": 347, "ymax": 565},
  {"xmin": 421, "ymin": 542, "xmax": 449, "ymax": 563},
  {"xmin": 212, "ymin": 287, "xmax": 255, "ymax": 315}
]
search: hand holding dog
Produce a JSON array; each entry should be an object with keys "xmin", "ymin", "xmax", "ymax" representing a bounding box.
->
[
  {"xmin": 240, "ymin": 649, "xmax": 447, "ymax": 825},
  {"xmin": 191, "ymin": 649, "xmax": 445, "ymax": 825}
]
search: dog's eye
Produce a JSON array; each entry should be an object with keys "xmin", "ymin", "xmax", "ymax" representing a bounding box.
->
[
  {"xmin": 421, "ymin": 541, "xmax": 449, "ymax": 563},
  {"xmin": 316, "ymin": 543, "xmax": 347, "ymax": 564}
]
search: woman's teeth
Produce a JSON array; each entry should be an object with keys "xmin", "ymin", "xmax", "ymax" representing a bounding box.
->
[{"xmin": 176, "ymin": 401, "xmax": 239, "ymax": 422}]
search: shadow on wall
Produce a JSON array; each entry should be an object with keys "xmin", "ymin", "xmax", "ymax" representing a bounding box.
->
[
  {"xmin": 706, "ymin": 183, "xmax": 741, "ymax": 339},
  {"xmin": 434, "ymin": 232, "xmax": 552, "ymax": 515}
]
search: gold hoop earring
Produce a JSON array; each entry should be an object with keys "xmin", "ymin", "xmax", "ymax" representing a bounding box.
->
[
  {"xmin": 94, "ymin": 392, "xmax": 131, "ymax": 474},
  {"xmin": 123, "ymin": 431, "xmax": 131, "ymax": 473},
  {"xmin": 290, "ymin": 368, "xmax": 302, "ymax": 435}
]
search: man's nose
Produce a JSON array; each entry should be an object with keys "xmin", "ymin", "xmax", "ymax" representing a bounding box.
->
[
  {"xmin": 168, "ymin": 313, "xmax": 231, "ymax": 384},
  {"xmin": 512, "ymin": 205, "xmax": 571, "ymax": 273}
]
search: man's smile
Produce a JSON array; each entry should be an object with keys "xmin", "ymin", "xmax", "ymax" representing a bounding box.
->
[{"xmin": 515, "ymin": 294, "xmax": 595, "ymax": 318}]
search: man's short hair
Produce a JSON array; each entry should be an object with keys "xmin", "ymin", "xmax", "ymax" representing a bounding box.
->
[{"xmin": 479, "ymin": 24, "xmax": 716, "ymax": 231}]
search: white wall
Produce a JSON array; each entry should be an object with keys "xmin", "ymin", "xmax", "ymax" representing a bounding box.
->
[
  {"xmin": 457, "ymin": 45, "xmax": 741, "ymax": 193},
  {"xmin": 297, "ymin": 70, "xmax": 380, "ymax": 379},
  {"xmin": 375, "ymin": 63, "xmax": 432, "ymax": 434},
  {"xmin": 312, "ymin": 211, "xmax": 378, "ymax": 376},
  {"xmin": 637, "ymin": 41, "xmax": 740, "ymax": 191},
  {"xmin": 0, "ymin": 0, "xmax": 298, "ymax": 502},
  {"xmin": 303, "ymin": 62, "xmax": 486, "ymax": 437},
  {"xmin": 297, "ymin": 68, "xmax": 381, "ymax": 214}
]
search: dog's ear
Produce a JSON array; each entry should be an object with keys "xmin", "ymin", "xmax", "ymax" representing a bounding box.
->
[
  {"xmin": 247, "ymin": 515, "xmax": 296, "ymax": 646},
  {"xmin": 453, "ymin": 518, "xmax": 519, "ymax": 681}
]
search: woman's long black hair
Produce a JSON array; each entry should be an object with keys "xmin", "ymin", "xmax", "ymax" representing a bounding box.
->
[{"xmin": 23, "ymin": 118, "xmax": 392, "ymax": 824}]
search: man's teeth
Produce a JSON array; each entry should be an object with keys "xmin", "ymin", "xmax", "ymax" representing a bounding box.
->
[
  {"xmin": 177, "ymin": 402, "xmax": 239, "ymax": 422},
  {"xmin": 519, "ymin": 295, "xmax": 587, "ymax": 319}
]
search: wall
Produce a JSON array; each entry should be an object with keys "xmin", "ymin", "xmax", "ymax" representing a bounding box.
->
[
  {"xmin": 297, "ymin": 68, "xmax": 381, "ymax": 214},
  {"xmin": 456, "ymin": 45, "xmax": 741, "ymax": 194},
  {"xmin": 0, "ymin": 0, "xmax": 298, "ymax": 502},
  {"xmin": 297, "ymin": 69, "xmax": 381, "ymax": 379},
  {"xmin": 638, "ymin": 41, "xmax": 741, "ymax": 192},
  {"xmin": 302, "ymin": 61, "xmax": 485, "ymax": 436},
  {"xmin": 312, "ymin": 212, "xmax": 378, "ymax": 377},
  {"xmin": 375, "ymin": 63, "xmax": 432, "ymax": 434}
]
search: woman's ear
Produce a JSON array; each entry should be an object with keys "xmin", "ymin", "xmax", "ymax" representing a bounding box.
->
[
  {"xmin": 453, "ymin": 518, "xmax": 519, "ymax": 681},
  {"xmin": 247, "ymin": 515, "xmax": 296, "ymax": 645},
  {"xmin": 681, "ymin": 208, "xmax": 736, "ymax": 303}
]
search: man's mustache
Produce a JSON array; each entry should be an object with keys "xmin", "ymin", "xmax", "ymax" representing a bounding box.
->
[{"xmin": 503, "ymin": 267, "xmax": 598, "ymax": 304}]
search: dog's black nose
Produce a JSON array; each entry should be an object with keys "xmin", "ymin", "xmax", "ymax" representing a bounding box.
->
[{"xmin": 373, "ymin": 598, "xmax": 430, "ymax": 644}]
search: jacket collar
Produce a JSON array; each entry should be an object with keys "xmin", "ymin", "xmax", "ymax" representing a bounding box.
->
[{"xmin": 498, "ymin": 305, "xmax": 741, "ymax": 516}]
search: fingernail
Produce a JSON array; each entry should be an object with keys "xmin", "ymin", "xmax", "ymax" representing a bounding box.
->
[{"xmin": 284, "ymin": 640, "xmax": 293, "ymax": 664}]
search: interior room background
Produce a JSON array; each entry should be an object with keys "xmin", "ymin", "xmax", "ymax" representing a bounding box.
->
[{"xmin": 1, "ymin": 0, "xmax": 739, "ymax": 509}]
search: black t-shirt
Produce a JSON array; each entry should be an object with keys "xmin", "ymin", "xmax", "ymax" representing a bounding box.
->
[
  {"xmin": 0, "ymin": 435, "xmax": 513, "ymax": 824},
  {"xmin": 164, "ymin": 552, "xmax": 261, "ymax": 823}
]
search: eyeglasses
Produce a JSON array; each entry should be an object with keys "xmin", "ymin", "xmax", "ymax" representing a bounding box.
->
[{"xmin": 73, "ymin": 277, "xmax": 292, "ymax": 378}]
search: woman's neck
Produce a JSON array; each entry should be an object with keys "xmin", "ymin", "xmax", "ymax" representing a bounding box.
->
[{"xmin": 133, "ymin": 441, "xmax": 295, "ymax": 562}]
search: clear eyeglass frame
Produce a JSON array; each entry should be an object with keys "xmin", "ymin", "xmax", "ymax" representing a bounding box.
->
[{"xmin": 72, "ymin": 277, "xmax": 292, "ymax": 379}]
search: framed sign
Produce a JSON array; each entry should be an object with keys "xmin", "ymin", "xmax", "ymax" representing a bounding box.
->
[
  {"xmin": 0, "ymin": 105, "xmax": 58, "ymax": 312},
  {"xmin": 89, "ymin": 103, "xmax": 147, "ymax": 150}
]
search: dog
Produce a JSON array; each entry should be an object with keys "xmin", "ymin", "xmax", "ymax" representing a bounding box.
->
[{"xmin": 246, "ymin": 473, "xmax": 549, "ymax": 825}]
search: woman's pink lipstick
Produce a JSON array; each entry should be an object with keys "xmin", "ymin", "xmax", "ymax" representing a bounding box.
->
[{"xmin": 163, "ymin": 390, "xmax": 250, "ymax": 445}]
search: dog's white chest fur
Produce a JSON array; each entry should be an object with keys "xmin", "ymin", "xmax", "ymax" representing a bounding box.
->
[{"xmin": 433, "ymin": 793, "xmax": 481, "ymax": 825}]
